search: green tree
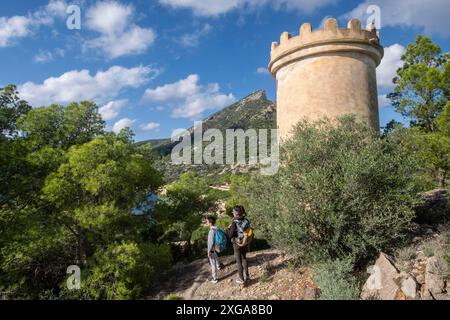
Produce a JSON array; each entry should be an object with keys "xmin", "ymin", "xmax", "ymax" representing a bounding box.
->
[
  {"xmin": 247, "ymin": 116, "xmax": 421, "ymax": 266},
  {"xmin": 0, "ymin": 96, "xmax": 166, "ymax": 299},
  {"xmin": 405, "ymin": 102, "xmax": 450, "ymax": 188},
  {"xmin": 82, "ymin": 241, "xmax": 171, "ymax": 299},
  {"xmin": 226, "ymin": 175, "xmax": 251, "ymax": 216},
  {"xmin": 42, "ymin": 133, "xmax": 163, "ymax": 264},
  {"xmin": 156, "ymin": 172, "xmax": 216, "ymax": 260},
  {"xmin": 0, "ymin": 85, "xmax": 31, "ymax": 139},
  {"xmin": 388, "ymin": 36, "xmax": 449, "ymax": 132}
]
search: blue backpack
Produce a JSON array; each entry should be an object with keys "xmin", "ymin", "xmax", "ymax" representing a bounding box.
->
[{"xmin": 214, "ymin": 228, "xmax": 228, "ymax": 253}]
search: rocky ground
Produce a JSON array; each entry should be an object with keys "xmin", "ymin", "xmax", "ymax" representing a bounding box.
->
[
  {"xmin": 147, "ymin": 224, "xmax": 449, "ymax": 300},
  {"xmin": 146, "ymin": 249, "xmax": 318, "ymax": 300},
  {"xmin": 361, "ymin": 223, "xmax": 450, "ymax": 300}
]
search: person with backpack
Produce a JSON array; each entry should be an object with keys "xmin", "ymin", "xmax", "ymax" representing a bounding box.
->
[
  {"xmin": 227, "ymin": 205, "xmax": 253, "ymax": 285},
  {"xmin": 206, "ymin": 215, "xmax": 226, "ymax": 284}
]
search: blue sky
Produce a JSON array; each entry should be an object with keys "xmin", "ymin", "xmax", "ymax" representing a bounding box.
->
[{"xmin": 0, "ymin": 0, "xmax": 449, "ymax": 142}]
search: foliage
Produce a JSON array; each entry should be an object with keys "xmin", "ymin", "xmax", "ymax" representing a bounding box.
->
[
  {"xmin": 0, "ymin": 84, "xmax": 31, "ymax": 139},
  {"xmin": 83, "ymin": 241, "xmax": 171, "ymax": 300},
  {"xmin": 155, "ymin": 172, "xmax": 216, "ymax": 260},
  {"xmin": 0, "ymin": 89, "xmax": 167, "ymax": 299},
  {"xmin": 247, "ymin": 116, "xmax": 421, "ymax": 265},
  {"xmin": 226, "ymin": 175, "xmax": 251, "ymax": 216},
  {"xmin": 313, "ymin": 258, "xmax": 360, "ymax": 300},
  {"xmin": 397, "ymin": 102, "xmax": 450, "ymax": 189},
  {"xmin": 388, "ymin": 36, "xmax": 449, "ymax": 132},
  {"xmin": 164, "ymin": 293, "xmax": 183, "ymax": 300}
]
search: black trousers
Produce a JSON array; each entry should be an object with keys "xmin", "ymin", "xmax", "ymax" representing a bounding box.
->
[{"xmin": 233, "ymin": 243, "xmax": 249, "ymax": 281}]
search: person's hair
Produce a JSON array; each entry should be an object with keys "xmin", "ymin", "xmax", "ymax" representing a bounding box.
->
[
  {"xmin": 232, "ymin": 205, "xmax": 246, "ymax": 217},
  {"xmin": 206, "ymin": 215, "xmax": 216, "ymax": 225}
]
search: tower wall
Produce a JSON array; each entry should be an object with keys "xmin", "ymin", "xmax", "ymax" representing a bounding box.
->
[{"xmin": 269, "ymin": 18, "xmax": 384, "ymax": 141}]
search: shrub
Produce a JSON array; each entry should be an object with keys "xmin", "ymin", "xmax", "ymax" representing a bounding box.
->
[
  {"xmin": 226, "ymin": 175, "xmax": 251, "ymax": 216},
  {"xmin": 313, "ymin": 258, "xmax": 360, "ymax": 300},
  {"xmin": 164, "ymin": 293, "xmax": 183, "ymax": 300},
  {"xmin": 396, "ymin": 246, "xmax": 417, "ymax": 262},
  {"xmin": 247, "ymin": 116, "xmax": 421, "ymax": 265},
  {"xmin": 82, "ymin": 241, "xmax": 171, "ymax": 300}
]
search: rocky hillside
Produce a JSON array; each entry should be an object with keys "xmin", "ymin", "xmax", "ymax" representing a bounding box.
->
[
  {"xmin": 139, "ymin": 90, "xmax": 277, "ymax": 183},
  {"xmin": 361, "ymin": 223, "xmax": 450, "ymax": 300}
]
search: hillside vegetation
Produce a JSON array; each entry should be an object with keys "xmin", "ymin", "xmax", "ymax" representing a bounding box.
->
[{"xmin": 140, "ymin": 90, "xmax": 276, "ymax": 183}]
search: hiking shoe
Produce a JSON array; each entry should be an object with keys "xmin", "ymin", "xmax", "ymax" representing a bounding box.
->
[
  {"xmin": 236, "ymin": 278, "xmax": 245, "ymax": 284},
  {"xmin": 209, "ymin": 278, "xmax": 218, "ymax": 284}
]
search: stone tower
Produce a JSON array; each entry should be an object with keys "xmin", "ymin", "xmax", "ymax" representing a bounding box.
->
[{"xmin": 269, "ymin": 18, "xmax": 384, "ymax": 141}]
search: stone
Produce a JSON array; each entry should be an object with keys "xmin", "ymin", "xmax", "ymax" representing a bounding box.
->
[
  {"xmin": 361, "ymin": 253, "xmax": 401, "ymax": 300},
  {"xmin": 300, "ymin": 287, "xmax": 320, "ymax": 300},
  {"xmin": 415, "ymin": 274, "xmax": 425, "ymax": 285},
  {"xmin": 422, "ymin": 257, "xmax": 446, "ymax": 300},
  {"xmin": 401, "ymin": 277, "xmax": 417, "ymax": 299}
]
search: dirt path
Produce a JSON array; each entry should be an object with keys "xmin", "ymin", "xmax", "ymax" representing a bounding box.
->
[{"xmin": 147, "ymin": 249, "xmax": 317, "ymax": 300}]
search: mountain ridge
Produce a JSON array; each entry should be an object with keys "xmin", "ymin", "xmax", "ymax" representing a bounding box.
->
[{"xmin": 139, "ymin": 89, "xmax": 277, "ymax": 183}]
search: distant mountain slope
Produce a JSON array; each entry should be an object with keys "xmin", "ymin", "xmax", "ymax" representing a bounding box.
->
[{"xmin": 139, "ymin": 90, "xmax": 277, "ymax": 182}]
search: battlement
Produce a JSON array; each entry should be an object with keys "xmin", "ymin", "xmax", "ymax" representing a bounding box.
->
[{"xmin": 269, "ymin": 18, "xmax": 383, "ymax": 76}]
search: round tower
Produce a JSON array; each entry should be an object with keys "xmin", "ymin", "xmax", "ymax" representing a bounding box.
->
[{"xmin": 269, "ymin": 18, "xmax": 384, "ymax": 141}]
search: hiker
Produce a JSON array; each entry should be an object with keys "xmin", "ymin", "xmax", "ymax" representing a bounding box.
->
[
  {"xmin": 228, "ymin": 205, "xmax": 252, "ymax": 284},
  {"xmin": 206, "ymin": 215, "xmax": 223, "ymax": 284}
]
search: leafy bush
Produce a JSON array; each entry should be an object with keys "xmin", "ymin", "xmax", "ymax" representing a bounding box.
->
[
  {"xmin": 83, "ymin": 241, "xmax": 171, "ymax": 300},
  {"xmin": 313, "ymin": 258, "xmax": 360, "ymax": 300},
  {"xmin": 247, "ymin": 116, "xmax": 421, "ymax": 265},
  {"xmin": 226, "ymin": 175, "xmax": 251, "ymax": 216},
  {"xmin": 164, "ymin": 293, "xmax": 183, "ymax": 300}
]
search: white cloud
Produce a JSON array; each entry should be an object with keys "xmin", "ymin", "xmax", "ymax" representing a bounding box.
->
[
  {"xmin": 378, "ymin": 95, "xmax": 391, "ymax": 108},
  {"xmin": 18, "ymin": 65, "xmax": 155, "ymax": 107},
  {"xmin": 33, "ymin": 50, "xmax": 54, "ymax": 63},
  {"xmin": 143, "ymin": 74, "xmax": 200, "ymax": 102},
  {"xmin": 159, "ymin": 0, "xmax": 241, "ymax": 16},
  {"xmin": 344, "ymin": 0, "xmax": 450, "ymax": 38},
  {"xmin": 159, "ymin": 0, "xmax": 336, "ymax": 17},
  {"xmin": 113, "ymin": 118, "xmax": 135, "ymax": 133},
  {"xmin": 0, "ymin": 16, "xmax": 30, "ymax": 47},
  {"xmin": 150, "ymin": 106, "xmax": 165, "ymax": 112},
  {"xmin": 99, "ymin": 99, "xmax": 128, "ymax": 121},
  {"xmin": 143, "ymin": 74, "xmax": 235, "ymax": 119},
  {"xmin": 377, "ymin": 43, "xmax": 405, "ymax": 89},
  {"xmin": 140, "ymin": 122, "xmax": 161, "ymax": 131},
  {"xmin": 0, "ymin": 0, "xmax": 67, "ymax": 47},
  {"xmin": 84, "ymin": 1, "xmax": 156, "ymax": 59},
  {"xmin": 33, "ymin": 48, "xmax": 66, "ymax": 63},
  {"xmin": 256, "ymin": 67, "xmax": 270, "ymax": 75},
  {"xmin": 178, "ymin": 24, "xmax": 212, "ymax": 47}
]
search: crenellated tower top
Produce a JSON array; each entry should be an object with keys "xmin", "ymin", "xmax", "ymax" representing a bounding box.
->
[{"xmin": 269, "ymin": 18, "xmax": 383, "ymax": 77}]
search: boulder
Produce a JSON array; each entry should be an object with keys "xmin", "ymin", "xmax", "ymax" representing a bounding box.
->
[
  {"xmin": 300, "ymin": 287, "xmax": 320, "ymax": 300},
  {"xmin": 361, "ymin": 253, "xmax": 402, "ymax": 300},
  {"xmin": 422, "ymin": 257, "xmax": 446, "ymax": 300},
  {"xmin": 401, "ymin": 276, "xmax": 417, "ymax": 299}
]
